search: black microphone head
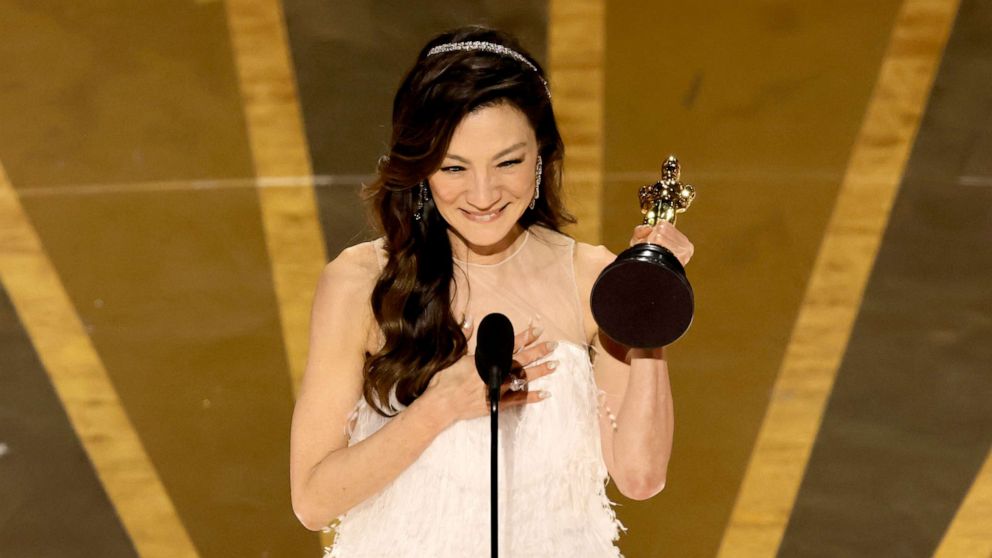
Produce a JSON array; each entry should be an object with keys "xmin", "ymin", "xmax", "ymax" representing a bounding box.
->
[{"xmin": 474, "ymin": 313, "xmax": 515, "ymax": 386}]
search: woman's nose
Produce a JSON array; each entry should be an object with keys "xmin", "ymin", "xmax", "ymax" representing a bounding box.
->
[{"xmin": 465, "ymin": 171, "xmax": 499, "ymax": 208}]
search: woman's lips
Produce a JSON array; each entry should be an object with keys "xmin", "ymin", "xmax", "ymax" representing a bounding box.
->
[{"xmin": 461, "ymin": 203, "xmax": 509, "ymax": 223}]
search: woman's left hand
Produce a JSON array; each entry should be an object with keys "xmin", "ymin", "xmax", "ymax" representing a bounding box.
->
[{"xmin": 630, "ymin": 221, "xmax": 694, "ymax": 266}]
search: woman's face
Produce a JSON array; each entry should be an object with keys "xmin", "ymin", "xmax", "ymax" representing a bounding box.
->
[{"xmin": 428, "ymin": 101, "xmax": 538, "ymax": 254}]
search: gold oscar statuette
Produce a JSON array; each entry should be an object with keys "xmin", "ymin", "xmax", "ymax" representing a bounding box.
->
[{"xmin": 590, "ymin": 155, "xmax": 697, "ymax": 348}]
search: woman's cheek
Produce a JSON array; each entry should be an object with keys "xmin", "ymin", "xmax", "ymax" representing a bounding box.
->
[{"xmin": 429, "ymin": 178, "xmax": 463, "ymax": 206}]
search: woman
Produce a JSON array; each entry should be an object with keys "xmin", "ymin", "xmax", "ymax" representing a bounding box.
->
[{"xmin": 290, "ymin": 26, "xmax": 693, "ymax": 557}]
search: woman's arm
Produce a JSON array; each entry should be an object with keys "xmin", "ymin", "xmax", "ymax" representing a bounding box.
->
[
  {"xmin": 289, "ymin": 244, "xmax": 451, "ymax": 531},
  {"xmin": 575, "ymin": 222, "xmax": 692, "ymax": 500},
  {"xmin": 590, "ymin": 327, "xmax": 674, "ymax": 500}
]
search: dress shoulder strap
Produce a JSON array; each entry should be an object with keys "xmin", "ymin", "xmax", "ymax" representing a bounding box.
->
[{"xmin": 370, "ymin": 237, "xmax": 387, "ymax": 272}]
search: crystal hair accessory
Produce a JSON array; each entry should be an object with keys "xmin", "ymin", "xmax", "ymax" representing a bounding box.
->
[{"xmin": 426, "ymin": 41, "xmax": 551, "ymax": 99}]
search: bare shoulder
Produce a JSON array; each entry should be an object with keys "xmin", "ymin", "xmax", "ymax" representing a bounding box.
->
[
  {"xmin": 573, "ymin": 241, "xmax": 618, "ymax": 341},
  {"xmin": 313, "ymin": 240, "xmax": 384, "ymax": 350},
  {"xmin": 573, "ymin": 241, "xmax": 617, "ymax": 290},
  {"xmin": 323, "ymin": 239, "xmax": 383, "ymax": 287}
]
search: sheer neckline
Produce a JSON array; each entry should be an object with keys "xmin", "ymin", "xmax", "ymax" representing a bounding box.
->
[{"xmin": 452, "ymin": 229, "xmax": 531, "ymax": 268}]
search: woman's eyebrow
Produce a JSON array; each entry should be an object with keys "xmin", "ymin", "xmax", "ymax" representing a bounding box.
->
[
  {"xmin": 491, "ymin": 142, "xmax": 527, "ymax": 160},
  {"xmin": 444, "ymin": 142, "xmax": 528, "ymax": 163}
]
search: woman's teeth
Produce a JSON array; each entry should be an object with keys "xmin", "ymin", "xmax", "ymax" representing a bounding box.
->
[{"xmin": 464, "ymin": 207, "xmax": 503, "ymax": 222}]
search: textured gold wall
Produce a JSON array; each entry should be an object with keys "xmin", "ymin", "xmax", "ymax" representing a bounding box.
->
[{"xmin": 1, "ymin": 1, "xmax": 988, "ymax": 557}]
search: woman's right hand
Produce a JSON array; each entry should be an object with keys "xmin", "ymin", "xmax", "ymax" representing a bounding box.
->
[{"xmin": 422, "ymin": 318, "xmax": 559, "ymax": 426}]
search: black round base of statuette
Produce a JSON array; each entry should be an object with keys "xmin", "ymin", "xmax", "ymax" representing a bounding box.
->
[{"xmin": 590, "ymin": 243, "xmax": 694, "ymax": 348}]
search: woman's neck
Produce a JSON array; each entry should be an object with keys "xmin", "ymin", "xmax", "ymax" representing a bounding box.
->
[{"xmin": 449, "ymin": 224, "xmax": 528, "ymax": 265}]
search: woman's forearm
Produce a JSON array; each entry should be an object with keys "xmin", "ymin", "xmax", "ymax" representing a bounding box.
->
[
  {"xmin": 294, "ymin": 392, "xmax": 450, "ymax": 530},
  {"xmin": 611, "ymin": 348, "xmax": 674, "ymax": 499}
]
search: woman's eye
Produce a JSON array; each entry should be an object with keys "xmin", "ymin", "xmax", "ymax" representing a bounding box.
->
[
  {"xmin": 498, "ymin": 158, "xmax": 523, "ymax": 168},
  {"xmin": 441, "ymin": 165, "xmax": 465, "ymax": 173}
]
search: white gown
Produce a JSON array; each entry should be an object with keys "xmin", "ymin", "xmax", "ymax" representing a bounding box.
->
[{"xmin": 326, "ymin": 227, "xmax": 624, "ymax": 557}]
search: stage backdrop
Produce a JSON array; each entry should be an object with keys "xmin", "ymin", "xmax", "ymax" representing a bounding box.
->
[{"xmin": 1, "ymin": 1, "xmax": 989, "ymax": 557}]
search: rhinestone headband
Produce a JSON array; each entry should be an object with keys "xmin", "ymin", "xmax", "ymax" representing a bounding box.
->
[{"xmin": 426, "ymin": 40, "xmax": 551, "ymax": 99}]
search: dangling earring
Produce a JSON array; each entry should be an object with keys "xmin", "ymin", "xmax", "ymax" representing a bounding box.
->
[
  {"xmin": 530, "ymin": 155, "xmax": 543, "ymax": 210},
  {"xmin": 414, "ymin": 181, "xmax": 429, "ymax": 221}
]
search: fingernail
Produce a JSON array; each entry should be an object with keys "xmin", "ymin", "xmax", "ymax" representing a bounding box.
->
[
  {"xmin": 547, "ymin": 360, "xmax": 558, "ymax": 370},
  {"xmin": 531, "ymin": 325, "xmax": 544, "ymax": 338},
  {"xmin": 539, "ymin": 390, "xmax": 551, "ymax": 400},
  {"xmin": 461, "ymin": 314, "xmax": 472, "ymax": 329},
  {"xmin": 546, "ymin": 341, "xmax": 558, "ymax": 351},
  {"xmin": 528, "ymin": 314, "xmax": 542, "ymax": 329}
]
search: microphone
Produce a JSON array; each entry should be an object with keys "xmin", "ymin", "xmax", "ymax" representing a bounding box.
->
[
  {"xmin": 474, "ymin": 312, "xmax": 514, "ymax": 558},
  {"xmin": 475, "ymin": 313, "xmax": 515, "ymax": 409}
]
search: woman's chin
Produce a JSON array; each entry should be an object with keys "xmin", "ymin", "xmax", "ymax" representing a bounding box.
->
[{"xmin": 450, "ymin": 214, "xmax": 525, "ymax": 254}]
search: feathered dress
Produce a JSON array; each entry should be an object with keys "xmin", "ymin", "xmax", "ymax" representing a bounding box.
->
[{"xmin": 326, "ymin": 227, "xmax": 624, "ymax": 557}]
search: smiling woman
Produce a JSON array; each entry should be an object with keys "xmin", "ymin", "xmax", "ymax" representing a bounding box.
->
[
  {"xmin": 355, "ymin": 26, "xmax": 571, "ymax": 419},
  {"xmin": 289, "ymin": 25, "xmax": 691, "ymax": 558},
  {"xmin": 430, "ymin": 103, "xmax": 539, "ymax": 258}
]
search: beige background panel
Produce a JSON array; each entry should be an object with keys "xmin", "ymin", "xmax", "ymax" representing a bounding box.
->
[
  {"xmin": 604, "ymin": 1, "xmax": 904, "ymax": 178},
  {"xmin": 934, "ymin": 448, "xmax": 992, "ymax": 558},
  {"xmin": 718, "ymin": 0, "xmax": 960, "ymax": 556},
  {"xmin": 0, "ymin": 2, "xmax": 309, "ymax": 555},
  {"xmin": 16, "ymin": 183, "xmax": 312, "ymax": 556},
  {"xmin": 549, "ymin": 0, "xmax": 605, "ymax": 244},
  {"xmin": 2, "ymin": 1, "xmax": 985, "ymax": 555},
  {"xmin": 0, "ymin": 2, "xmax": 252, "ymax": 188},
  {"xmin": 602, "ymin": 1, "xmax": 903, "ymax": 556},
  {"xmin": 0, "ymin": 162, "xmax": 198, "ymax": 557},
  {"xmin": 225, "ymin": 0, "xmax": 328, "ymax": 396}
]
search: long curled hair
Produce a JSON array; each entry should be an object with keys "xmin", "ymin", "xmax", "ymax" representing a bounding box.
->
[{"xmin": 363, "ymin": 26, "xmax": 574, "ymax": 416}]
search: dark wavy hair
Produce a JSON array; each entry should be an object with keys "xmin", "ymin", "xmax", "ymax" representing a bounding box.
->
[{"xmin": 362, "ymin": 26, "xmax": 574, "ymax": 416}]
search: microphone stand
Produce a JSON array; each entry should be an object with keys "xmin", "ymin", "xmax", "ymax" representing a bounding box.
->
[
  {"xmin": 475, "ymin": 312, "xmax": 513, "ymax": 558},
  {"xmin": 488, "ymin": 374, "xmax": 500, "ymax": 558}
]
